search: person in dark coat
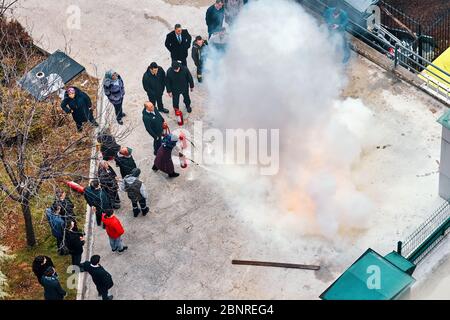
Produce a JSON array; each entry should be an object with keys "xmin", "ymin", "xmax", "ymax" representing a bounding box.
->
[
  {"xmin": 166, "ymin": 61, "xmax": 195, "ymax": 113},
  {"xmin": 152, "ymin": 134, "xmax": 181, "ymax": 178},
  {"xmin": 165, "ymin": 24, "xmax": 192, "ymax": 66},
  {"xmin": 52, "ymin": 189, "xmax": 75, "ymax": 221},
  {"xmin": 41, "ymin": 266, "xmax": 66, "ymax": 300},
  {"xmin": 84, "ymin": 179, "xmax": 112, "ymax": 227},
  {"xmin": 104, "ymin": 70, "xmax": 126, "ymax": 125},
  {"xmin": 206, "ymin": 0, "xmax": 225, "ymax": 38},
  {"xmin": 81, "ymin": 255, "xmax": 114, "ymax": 300},
  {"xmin": 45, "ymin": 204, "xmax": 66, "ymax": 249},
  {"xmin": 32, "ymin": 256, "xmax": 55, "ymax": 286},
  {"xmin": 98, "ymin": 161, "xmax": 121, "ymax": 209},
  {"xmin": 60, "ymin": 87, "xmax": 99, "ymax": 132},
  {"xmin": 192, "ymin": 36, "xmax": 209, "ymax": 83},
  {"xmin": 142, "ymin": 102, "xmax": 166, "ymax": 156},
  {"xmin": 142, "ymin": 62, "xmax": 169, "ymax": 114},
  {"xmin": 65, "ymin": 219, "xmax": 85, "ymax": 269},
  {"xmin": 119, "ymin": 168, "xmax": 149, "ymax": 217},
  {"xmin": 97, "ymin": 130, "xmax": 121, "ymax": 161},
  {"xmin": 114, "ymin": 147, "xmax": 137, "ymax": 178}
]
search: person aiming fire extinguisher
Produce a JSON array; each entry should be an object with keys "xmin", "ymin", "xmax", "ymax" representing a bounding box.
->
[
  {"xmin": 152, "ymin": 134, "xmax": 185, "ymax": 178},
  {"xmin": 165, "ymin": 61, "xmax": 194, "ymax": 114}
]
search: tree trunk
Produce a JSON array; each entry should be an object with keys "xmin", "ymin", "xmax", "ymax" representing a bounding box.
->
[{"xmin": 21, "ymin": 198, "xmax": 36, "ymax": 247}]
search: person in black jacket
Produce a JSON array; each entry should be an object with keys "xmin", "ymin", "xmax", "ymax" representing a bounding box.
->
[
  {"xmin": 142, "ymin": 102, "xmax": 166, "ymax": 156},
  {"xmin": 206, "ymin": 0, "xmax": 224, "ymax": 38},
  {"xmin": 52, "ymin": 189, "xmax": 75, "ymax": 221},
  {"xmin": 114, "ymin": 147, "xmax": 137, "ymax": 178},
  {"xmin": 60, "ymin": 87, "xmax": 99, "ymax": 132},
  {"xmin": 65, "ymin": 219, "xmax": 85, "ymax": 269},
  {"xmin": 142, "ymin": 62, "xmax": 169, "ymax": 114},
  {"xmin": 166, "ymin": 61, "xmax": 195, "ymax": 113},
  {"xmin": 81, "ymin": 255, "xmax": 114, "ymax": 300},
  {"xmin": 97, "ymin": 130, "xmax": 121, "ymax": 161},
  {"xmin": 165, "ymin": 24, "xmax": 192, "ymax": 66},
  {"xmin": 32, "ymin": 256, "xmax": 55, "ymax": 286},
  {"xmin": 41, "ymin": 266, "xmax": 66, "ymax": 300},
  {"xmin": 98, "ymin": 161, "xmax": 121, "ymax": 209},
  {"xmin": 192, "ymin": 36, "xmax": 209, "ymax": 83},
  {"xmin": 84, "ymin": 179, "xmax": 112, "ymax": 226}
]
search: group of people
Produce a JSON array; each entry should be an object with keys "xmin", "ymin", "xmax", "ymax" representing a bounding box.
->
[{"xmin": 40, "ymin": 0, "xmax": 250, "ymax": 300}]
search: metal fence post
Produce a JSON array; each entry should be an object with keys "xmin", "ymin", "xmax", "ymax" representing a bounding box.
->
[
  {"xmin": 394, "ymin": 44, "xmax": 399, "ymax": 68},
  {"xmin": 397, "ymin": 241, "xmax": 402, "ymax": 255}
]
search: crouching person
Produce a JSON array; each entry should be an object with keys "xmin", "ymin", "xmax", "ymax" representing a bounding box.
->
[
  {"xmin": 119, "ymin": 168, "xmax": 149, "ymax": 218},
  {"xmin": 102, "ymin": 209, "xmax": 128, "ymax": 253},
  {"xmin": 152, "ymin": 134, "xmax": 182, "ymax": 178},
  {"xmin": 81, "ymin": 255, "xmax": 114, "ymax": 300}
]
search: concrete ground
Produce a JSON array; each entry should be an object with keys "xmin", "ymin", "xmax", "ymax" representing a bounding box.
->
[{"xmin": 13, "ymin": 0, "xmax": 450, "ymax": 299}]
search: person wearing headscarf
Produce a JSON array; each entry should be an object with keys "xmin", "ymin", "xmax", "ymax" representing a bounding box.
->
[
  {"xmin": 60, "ymin": 87, "xmax": 99, "ymax": 132},
  {"xmin": 103, "ymin": 70, "xmax": 126, "ymax": 125},
  {"xmin": 119, "ymin": 168, "xmax": 149, "ymax": 218},
  {"xmin": 152, "ymin": 134, "xmax": 182, "ymax": 178}
]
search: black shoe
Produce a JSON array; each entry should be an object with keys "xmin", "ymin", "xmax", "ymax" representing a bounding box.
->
[
  {"xmin": 121, "ymin": 113, "xmax": 127, "ymax": 118},
  {"xmin": 152, "ymin": 164, "xmax": 158, "ymax": 172},
  {"xmin": 168, "ymin": 172, "xmax": 180, "ymax": 178},
  {"xmin": 133, "ymin": 210, "xmax": 140, "ymax": 218},
  {"xmin": 186, "ymin": 106, "xmax": 192, "ymax": 113},
  {"xmin": 159, "ymin": 108, "xmax": 170, "ymax": 114},
  {"xmin": 117, "ymin": 119, "xmax": 124, "ymax": 125},
  {"xmin": 141, "ymin": 207, "xmax": 149, "ymax": 216},
  {"xmin": 107, "ymin": 295, "xmax": 114, "ymax": 300},
  {"xmin": 118, "ymin": 246, "xmax": 128, "ymax": 253},
  {"xmin": 112, "ymin": 249, "xmax": 117, "ymax": 252}
]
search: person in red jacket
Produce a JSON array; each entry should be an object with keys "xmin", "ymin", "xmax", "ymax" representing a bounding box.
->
[{"xmin": 101, "ymin": 209, "xmax": 128, "ymax": 253}]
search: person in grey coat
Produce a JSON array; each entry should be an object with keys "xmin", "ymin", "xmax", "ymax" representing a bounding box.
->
[
  {"xmin": 166, "ymin": 61, "xmax": 195, "ymax": 113},
  {"xmin": 119, "ymin": 168, "xmax": 149, "ymax": 218},
  {"xmin": 104, "ymin": 70, "xmax": 126, "ymax": 125},
  {"xmin": 41, "ymin": 266, "xmax": 66, "ymax": 300}
]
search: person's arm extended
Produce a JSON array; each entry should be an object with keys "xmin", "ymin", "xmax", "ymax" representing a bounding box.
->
[
  {"xmin": 60, "ymin": 98, "xmax": 71, "ymax": 113},
  {"xmin": 187, "ymin": 69, "xmax": 195, "ymax": 90}
]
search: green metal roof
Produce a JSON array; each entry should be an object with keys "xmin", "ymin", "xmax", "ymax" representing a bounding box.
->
[
  {"xmin": 384, "ymin": 251, "xmax": 416, "ymax": 275},
  {"xmin": 320, "ymin": 249, "xmax": 416, "ymax": 300},
  {"xmin": 437, "ymin": 110, "xmax": 450, "ymax": 130}
]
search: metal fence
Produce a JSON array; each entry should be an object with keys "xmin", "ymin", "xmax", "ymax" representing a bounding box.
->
[{"xmin": 397, "ymin": 201, "xmax": 450, "ymax": 264}]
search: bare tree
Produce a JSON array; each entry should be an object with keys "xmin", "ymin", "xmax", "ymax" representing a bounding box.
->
[
  {"xmin": 0, "ymin": 16, "xmax": 132, "ymax": 247},
  {"xmin": 0, "ymin": 0, "xmax": 19, "ymax": 16}
]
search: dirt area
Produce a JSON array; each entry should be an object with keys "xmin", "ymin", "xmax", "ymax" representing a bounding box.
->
[
  {"xmin": 164, "ymin": 0, "xmax": 211, "ymax": 7},
  {"xmin": 383, "ymin": 0, "xmax": 450, "ymax": 25}
]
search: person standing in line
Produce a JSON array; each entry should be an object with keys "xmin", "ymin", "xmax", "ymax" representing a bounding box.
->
[
  {"xmin": 81, "ymin": 255, "xmax": 114, "ymax": 300},
  {"xmin": 206, "ymin": 0, "xmax": 225, "ymax": 38},
  {"xmin": 224, "ymin": 0, "xmax": 244, "ymax": 25},
  {"xmin": 102, "ymin": 209, "xmax": 128, "ymax": 253},
  {"xmin": 114, "ymin": 147, "xmax": 137, "ymax": 179},
  {"xmin": 45, "ymin": 204, "xmax": 65, "ymax": 250},
  {"xmin": 142, "ymin": 101, "xmax": 166, "ymax": 156},
  {"xmin": 41, "ymin": 266, "xmax": 66, "ymax": 300},
  {"xmin": 32, "ymin": 256, "xmax": 55, "ymax": 286},
  {"xmin": 97, "ymin": 129, "xmax": 121, "ymax": 161},
  {"xmin": 166, "ymin": 61, "xmax": 195, "ymax": 113},
  {"xmin": 98, "ymin": 160, "xmax": 121, "ymax": 209},
  {"xmin": 52, "ymin": 189, "xmax": 75, "ymax": 220},
  {"xmin": 119, "ymin": 168, "xmax": 149, "ymax": 218},
  {"xmin": 103, "ymin": 70, "xmax": 126, "ymax": 125},
  {"xmin": 60, "ymin": 87, "xmax": 99, "ymax": 132},
  {"xmin": 84, "ymin": 179, "xmax": 112, "ymax": 227},
  {"xmin": 165, "ymin": 24, "xmax": 192, "ymax": 66},
  {"xmin": 65, "ymin": 219, "xmax": 85, "ymax": 269},
  {"xmin": 192, "ymin": 36, "xmax": 209, "ymax": 83},
  {"xmin": 142, "ymin": 62, "xmax": 169, "ymax": 114}
]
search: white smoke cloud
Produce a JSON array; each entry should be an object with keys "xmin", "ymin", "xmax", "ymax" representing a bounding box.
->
[{"xmin": 204, "ymin": 0, "xmax": 378, "ymax": 239}]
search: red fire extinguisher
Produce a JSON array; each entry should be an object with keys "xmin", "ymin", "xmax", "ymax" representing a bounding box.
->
[
  {"xmin": 65, "ymin": 181, "xmax": 85, "ymax": 194},
  {"xmin": 175, "ymin": 109, "xmax": 184, "ymax": 126},
  {"xmin": 179, "ymin": 154, "xmax": 188, "ymax": 169},
  {"xmin": 178, "ymin": 131, "xmax": 188, "ymax": 150}
]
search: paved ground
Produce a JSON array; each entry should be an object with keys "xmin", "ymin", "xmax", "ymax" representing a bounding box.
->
[{"xmin": 14, "ymin": 0, "xmax": 450, "ymax": 299}]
